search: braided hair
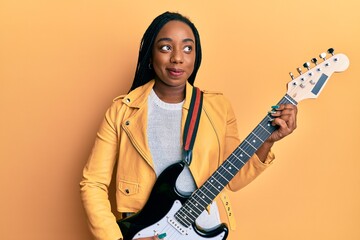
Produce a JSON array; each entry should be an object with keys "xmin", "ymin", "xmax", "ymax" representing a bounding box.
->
[{"xmin": 129, "ymin": 11, "xmax": 202, "ymax": 91}]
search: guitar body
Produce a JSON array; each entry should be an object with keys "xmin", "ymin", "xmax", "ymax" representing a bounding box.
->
[{"xmin": 117, "ymin": 162, "xmax": 229, "ymax": 240}]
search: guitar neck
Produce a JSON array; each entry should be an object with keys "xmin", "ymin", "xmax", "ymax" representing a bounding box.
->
[{"xmin": 175, "ymin": 94, "xmax": 298, "ymax": 227}]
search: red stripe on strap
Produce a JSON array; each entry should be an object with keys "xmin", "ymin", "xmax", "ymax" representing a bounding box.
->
[{"xmin": 184, "ymin": 88, "xmax": 201, "ymax": 150}]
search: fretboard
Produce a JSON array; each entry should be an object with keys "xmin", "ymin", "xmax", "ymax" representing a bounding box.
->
[{"xmin": 175, "ymin": 94, "xmax": 298, "ymax": 227}]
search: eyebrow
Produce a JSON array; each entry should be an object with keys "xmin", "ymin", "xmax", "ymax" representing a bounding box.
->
[{"xmin": 156, "ymin": 37, "xmax": 195, "ymax": 43}]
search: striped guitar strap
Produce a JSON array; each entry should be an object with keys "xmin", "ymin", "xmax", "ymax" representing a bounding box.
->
[{"xmin": 182, "ymin": 86, "xmax": 203, "ymax": 166}]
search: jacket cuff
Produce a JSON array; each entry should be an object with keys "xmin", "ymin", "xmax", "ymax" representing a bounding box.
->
[{"xmin": 254, "ymin": 150, "xmax": 275, "ymax": 166}]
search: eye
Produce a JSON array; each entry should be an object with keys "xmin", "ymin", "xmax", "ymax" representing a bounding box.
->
[
  {"xmin": 160, "ymin": 45, "xmax": 171, "ymax": 52},
  {"xmin": 184, "ymin": 46, "xmax": 192, "ymax": 53}
]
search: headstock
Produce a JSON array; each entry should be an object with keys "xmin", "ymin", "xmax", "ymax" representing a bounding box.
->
[{"xmin": 286, "ymin": 48, "xmax": 349, "ymax": 103}]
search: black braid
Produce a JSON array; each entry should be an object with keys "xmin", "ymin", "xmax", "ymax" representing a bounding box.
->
[{"xmin": 129, "ymin": 11, "xmax": 202, "ymax": 91}]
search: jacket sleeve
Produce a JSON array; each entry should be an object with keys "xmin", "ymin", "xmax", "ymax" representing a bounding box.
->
[
  {"xmin": 223, "ymin": 99, "xmax": 275, "ymax": 192},
  {"xmin": 80, "ymin": 102, "xmax": 123, "ymax": 240}
]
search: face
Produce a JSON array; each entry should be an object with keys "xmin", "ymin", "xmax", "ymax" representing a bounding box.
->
[{"xmin": 151, "ymin": 20, "xmax": 196, "ymax": 90}]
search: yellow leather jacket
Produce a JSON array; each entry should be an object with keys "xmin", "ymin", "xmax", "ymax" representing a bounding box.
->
[{"xmin": 80, "ymin": 80, "xmax": 274, "ymax": 240}]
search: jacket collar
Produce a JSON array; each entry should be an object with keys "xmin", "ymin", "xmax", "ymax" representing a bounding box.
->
[{"xmin": 122, "ymin": 79, "xmax": 194, "ymax": 110}]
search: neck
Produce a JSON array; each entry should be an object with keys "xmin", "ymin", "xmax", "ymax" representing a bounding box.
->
[{"xmin": 153, "ymin": 79, "xmax": 186, "ymax": 103}]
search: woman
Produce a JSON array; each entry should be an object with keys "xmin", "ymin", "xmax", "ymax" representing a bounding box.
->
[{"xmin": 80, "ymin": 12, "xmax": 297, "ymax": 240}]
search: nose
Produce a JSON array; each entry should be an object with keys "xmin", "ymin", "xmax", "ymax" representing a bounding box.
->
[{"xmin": 170, "ymin": 48, "xmax": 183, "ymax": 64}]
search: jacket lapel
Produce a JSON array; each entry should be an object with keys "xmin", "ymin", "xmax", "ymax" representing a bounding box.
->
[{"xmin": 121, "ymin": 81, "xmax": 155, "ymax": 169}]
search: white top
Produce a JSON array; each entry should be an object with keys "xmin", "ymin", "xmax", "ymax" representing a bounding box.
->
[{"xmin": 147, "ymin": 89, "xmax": 220, "ymax": 229}]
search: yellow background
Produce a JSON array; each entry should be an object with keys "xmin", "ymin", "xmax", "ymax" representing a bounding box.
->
[{"xmin": 1, "ymin": 1, "xmax": 359, "ymax": 239}]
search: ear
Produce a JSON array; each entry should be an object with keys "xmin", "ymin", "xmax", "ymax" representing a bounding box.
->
[{"xmin": 148, "ymin": 58, "xmax": 153, "ymax": 70}]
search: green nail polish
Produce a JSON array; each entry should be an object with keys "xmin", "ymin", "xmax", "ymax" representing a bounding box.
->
[
  {"xmin": 271, "ymin": 105, "xmax": 279, "ymax": 109},
  {"xmin": 158, "ymin": 233, "xmax": 167, "ymax": 239}
]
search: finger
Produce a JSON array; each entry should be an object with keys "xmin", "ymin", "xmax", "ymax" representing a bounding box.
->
[
  {"xmin": 270, "ymin": 109, "xmax": 292, "ymax": 118},
  {"xmin": 284, "ymin": 117, "xmax": 296, "ymax": 132},
  {"xmin": 270, "ymin": 104, "xmax": 297, "ymax": 129},
  {"xmin": 272, "ymin": 117, "xmax": 287, "ymax": 129},
  {"xmin": 269, "ymin": 119, "xmax": 287, "ymax": 140},
  {"xmin": 273, "ymin": 104, "xmax": 297, "ymax": 112},
  {"xmin": 281, "ymin": 107, "xmax": 297, "ymax": 130},
  {"xmin": 282, "ymin": 103, "xmax": 297, "ymax": 110},
  {"xmin": 270, "ymin": 104, "xmax": 296, "ymax": 116},
  {"xmin": 279, "ymin": 114, "xmax": 297, "ymax": 133},
  {"xmin": 271, "ymin": 107, "xmax": 297, "ymax": 121},
  {"xmin": 157, "ymin": 233, "xmax": 167, "ymax": 239}
]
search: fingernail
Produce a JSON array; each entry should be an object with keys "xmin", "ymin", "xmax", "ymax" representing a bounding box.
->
[
  {"xmin": 271, "ymin": 105, "xmax": 279, "ymax": 109},
  {"xmin": 268, "ymin": 110, "xmax": 276, "ymax": 114},
  {"xmin": 158, "ymin": 233, "xmax": 167, "ymax": 239}
]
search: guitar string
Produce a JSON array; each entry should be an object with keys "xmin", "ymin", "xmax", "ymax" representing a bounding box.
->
[
  {"xmin": 175, "ymin": 95, "xmax": 297, "ymax": 227},
  {"xmin": 176, "ymin": 115, "xmax": 275, "ymax": 226},
  {"xmin": 176, "ymin": 112, "xmax": 280, "ymax": 226},
  {"xmin": 177, "ymin": 130, "xmax": 266, "ymax": 225}
]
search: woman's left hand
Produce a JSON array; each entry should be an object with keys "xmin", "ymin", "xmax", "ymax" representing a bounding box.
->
[
  {"xmin": 267, "ymin": 104, "xmax": 298, "ymax": 143},
  {"xmin": 255, "ymin": 103, "xmax": 298, "ymax": 163}
]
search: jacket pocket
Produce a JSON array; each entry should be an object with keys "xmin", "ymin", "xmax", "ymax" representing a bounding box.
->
[{"xmin": 118, "ymin": 179, "xmax": 139, "ymax": 196}]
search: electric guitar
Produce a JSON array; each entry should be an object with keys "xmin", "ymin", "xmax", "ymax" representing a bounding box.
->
[{"xmin": 117, "ymin": 48, "xmax": 349, "ymax": 240}]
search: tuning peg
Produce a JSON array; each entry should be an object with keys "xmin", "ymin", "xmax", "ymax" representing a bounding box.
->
[
  {"xmin": 297, "ymin": 67, "xmax": 302, "ymax": 75},
  {"xmin": 327, "ymin": 48, "xmax": 335, "ymax": 56},
  {"xmin": 303, "ymin": 62, "xmax": 311, "ymax": 70},
  {"xmin": 319, "ymin": 52, "xmax": 327, "ymax": 61},
  {"xmin": 311, "ymin": 58, "xmax": 318, "ymax": 65},
  {"xmin": 289, "ymin": 72, "xmax": 294, "ymax": 80}
]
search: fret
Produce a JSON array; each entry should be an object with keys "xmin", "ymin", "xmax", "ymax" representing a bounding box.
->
[
  {"xmin": 209, "ymin": 176, "xmax": 225, "ymax": 189},
  {"xmin": 284, "ymin": 94, "xmax": 297, "ymax": 105},
  {"xmin": 182, "ymin": 208, "xmax": 197, "ymax": 219},
  {"xmin": 188, "ymin": 197, "xmax": 203, "ymax": 210},
  {"xmin": 258, "ymin": 123, "xmax": 271, "ymax": 135},
  {"xmin": 214, "ymin": 170, "xmax": 229, "ymax": 183},
  {"xmin": 244, "ymin": 139, "xmax": 257, "ymax": 150},
  {"xmin": 231, "ymin": 152, "xmax": 246, "ymax": 165},
  {"xmin": 203, "ymin": 184, "xmax": 218, "ymax": 198},
  {"xmin": 221, "ymin": 162, "xmax": 237, "ymax": 177},
  {"xmin": 197, "ymin": 188, "xmax": 213, "ymax": 203},
  {"xmin": 250, "ymin": 131, "xmax": 264, "ymax": 143},
  {"xmin": 205, "ymin": 182, "xmax": 222, "ymax": 202},
  {"xmin": 206, "ymin": 180, "xmax": 222, "ymax": 190},
  {"xmin": 219, "ymin": 163, "xmax": 236, "ymax": 179},
  {"xmin": 175, "ymin": 203, "xmax": 200, "ymax": 224},
  {"xmin": 227, "ymin": 160, "xmax": 240, "ymax": 171},
  {"xmin": 175, "ymin": 94, "xmax": 298, "ymax": 227},
  {"xmin": 220, "ymin": 165, "xmax": 235, "ymax": 177},
  {"xmin": 238, "ymin": 147, "xmax": 251, "ymax": 157}
]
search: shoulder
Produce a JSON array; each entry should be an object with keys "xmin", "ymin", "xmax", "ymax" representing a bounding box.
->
[
  {"xmin": 110, "ymin": 94, "xmax": 127, "ymax": 108},
  {"xmin": 202, "ymin": 89, "xmax": 230, "ymax": 105},
  {"xmin": 102, "ymin": 94, "xmax": 127, "ymax": 116},
  {"xmin": 202, "ymin": 89, "xmax": 223, "ymax": 95},
  {"xmin": 202, "ymin": 89, "xmax": 225, "ymax": 103},
  {"xmin": 201, "ymin": 89, "xmax": 234, "ymax": 115},
  {"xmin": 113, "ymin": 94, "xmax": 126, "ymax": 102}
]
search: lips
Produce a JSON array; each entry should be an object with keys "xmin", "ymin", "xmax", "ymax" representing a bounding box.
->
[{"xmin": 167, "ymin": 68, "xmax": 185, "ymax": 77}]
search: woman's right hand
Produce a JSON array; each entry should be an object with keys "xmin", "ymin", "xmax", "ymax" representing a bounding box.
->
[{"xmin": 133, "ymin": 236, "xmax": 159, "ymax": 240}]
